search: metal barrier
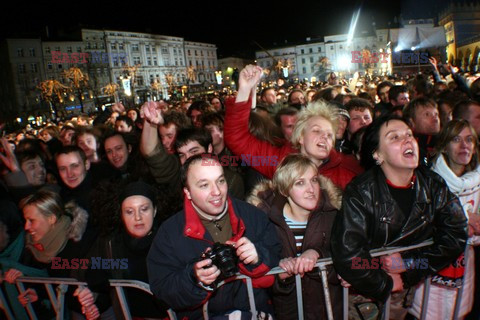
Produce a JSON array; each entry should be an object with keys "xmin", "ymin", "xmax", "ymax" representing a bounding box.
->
[{"xmin": 0, "ymin": 240, "xmax": 471, "ymax": 320}]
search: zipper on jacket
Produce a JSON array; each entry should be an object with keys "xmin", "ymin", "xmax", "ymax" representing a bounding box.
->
[{"xmin": 381, "ymin": 216, "xmax": 392, "ymax": 247}]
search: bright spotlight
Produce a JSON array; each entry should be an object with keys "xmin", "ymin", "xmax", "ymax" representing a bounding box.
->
[
  {"xmin": 394, "ymin": 47, "xmax": 401, "ymax": 52},
  {"xmin": 411, "ymin": 46, "xmax": 416, "ymax": 51}
]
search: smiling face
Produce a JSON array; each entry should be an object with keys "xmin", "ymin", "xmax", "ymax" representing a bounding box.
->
[
  {"xmin": 287, "ymin": 166, "xmax": 320, "ymax": 218},
  {"xmin": 299, "ymin": 116, "xmax": 334, "ymax": 166},
  {"xmin": 23, "ymin": 204, "xmax": 56, "ymax": 242},
  {"xmin": 374, "ymin": 120, "xmax": 419, "ymax": 177},
  {"xmin": 121, "ymin": 195, "xmax": 156, "ymax": 238},
  {"xmin": 104, "ymin": 135, "xmax": 131, "ymax": 169},
  {"xmin": 20, "ymin": 156, "xmax": 46, "ymax": 186},
  {"xmin": 184, "ymin": 161, "xmax": 228, "ymax": 216},
  {"xmin": 56, "ymin": 152, "xmax": 89, "ymax": 189},
  {"xmin": 445, "ymin": 126, "xmax": 476, "ymax": 176}
]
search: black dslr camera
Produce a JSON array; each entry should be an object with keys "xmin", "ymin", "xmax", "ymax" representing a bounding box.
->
[{"xmin": 203, "ymin": 242, "xmax": 239, "ymax": 279}]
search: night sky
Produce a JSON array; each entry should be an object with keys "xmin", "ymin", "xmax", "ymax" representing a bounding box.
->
[{"xmin": 0, "ymin": 0, "xmax": 458, "ymax": 58}]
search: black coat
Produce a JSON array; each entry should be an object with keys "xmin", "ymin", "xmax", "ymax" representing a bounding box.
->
[{"xmin": 330, "ymin": 166, "xmax": 468, "ymax": 303}]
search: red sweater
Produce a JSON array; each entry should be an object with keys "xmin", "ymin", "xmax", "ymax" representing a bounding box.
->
[{"xmin": 224, "ymin": 97, "xmax": 363, "ymax": 190}]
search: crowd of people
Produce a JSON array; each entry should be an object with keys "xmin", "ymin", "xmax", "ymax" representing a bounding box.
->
[{"xmin": 0, "ymin": 58, "xmax": 479, "ymax": 320}]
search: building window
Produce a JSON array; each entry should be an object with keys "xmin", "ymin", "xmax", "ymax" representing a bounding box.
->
[
  {"xmin": 46, "ymin": 47, "xmax": 51, "ymax": 54},
  {"xmin": 77, "ymin": 47, "xmax": 82, "ymax": 52},
  {"xmin": 195, "ymin": 50, "xmax": 198, "ymax": 56},
  {"xmin": 146, "ymin": 45, "xmax": 150, "ymax": 52},
  {"xmin": 318, "ymin": 47, "xmax": 322, "ymax": 52},
  {"xmin": 311, "ymin": 65, "xmax": 315, "ymax": 72},
  {"xmin": 309, "ymin": 48, "xmax": 313, "ymax": 53},
  {"xmin": 162, "ymin": 47, "xmax": 168, "ymax": 54},
  {"xmin": 147, "ymin": 57, "xmax": 152, "ymax": 66},
  {"xmin": 132, "ymin": 44, "xmax": 139, "ymax": 52},
  {"xmin": 188, "ymin": 50, "xmax": 191, "ymax": 55},
  {"xmin": 133, "ymin": 56, "xmax": 141, "ymax": 65},
  {"xmin": 302, "ymin": 67, "xmax": 306, "ymax": 74},
  {"xmin": 31, "ymin": 63, "xmax": 38, "ymax": 73},
  {"xmin": 339, "ymin": 45, "xmax": 343, "ymax": 50},
  {"xmin": 93, "ymin": 43, "xmax": 97, "ymax": 49},
  {"xmin": 379, "ymin": 36, "xmax": 384, "ymax": 42},
  {"xmin": 302, "ymin": 58, "xmax": 306, "ymax": 64},
  {"xmin": 17, "ymin": 48, "xmax": 24, "ymax": 57},
  {"xmin": 136, "ymin": 75, "xmax": 144, "ymax": 86},
  {"xmin": 86, "ymin": 42, "xmax": 91, "ymax": 49},
  {"xmin": 29, "ymin": 48, "xmax": 36, "ymax": 56},
  {"xmin": 151, "ymin": 45, "xmax": 155, "ymax": 52},
  {"xmin": 67, "ymin": 47, "xmax": 72, "ymax": 53},
  {"xmin": 310, "ymin": 57, "xmax": 314, "ymax": 63},
  {"xmin": 119, "ymin": 43, "xmax": 124, "ymax": 50},
  {"xmin": 58, "ymin": 64, "xmax": 63, "ymax": 69},
  {"xmin": 111, "ymin": 43, "xmax": 116, "ymax": 50},
  {"xmin": 330, "ymin": 45, "xmax": 334, "ymax": 50},
  {"xmin": 18, "ymin": 64, "xmax": 25, "ymax": 73},
  {"xmin": 47, "ymin": 63, "xmax": 53, "ymax": 70},
  {"xmin": 153, "ymin": 57, "xmax": 158, "ymax": 66},
  {"xmin": 173, "ymin": 48, "xmax": 177, "ymax": 55}
]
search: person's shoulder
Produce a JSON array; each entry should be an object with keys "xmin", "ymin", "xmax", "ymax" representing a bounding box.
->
[
  {"xmin": 159, "ymin": 209, "xmax": 186, "ymax": 231},
  {"xmin": 231, "ymin": 198, "xmax": 268, "ymax": 219},
  {"xmin": 416, "ymin": 165, "xmax": 448, "ymax": 188}
]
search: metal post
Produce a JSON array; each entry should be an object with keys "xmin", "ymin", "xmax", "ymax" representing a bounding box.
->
[
  {"xmin": 343, "ymin": 287, "xmax": 349, "ymax": 320},
  {"xmin": 453, "ymin": 245, "xmax": 470, "ymax": 319},
  {"xmin": 382, "ymin": 295, "xmax": 391, "ymax": 320},
  {"xmin": 56, "ymin": 284, "xmax": 68, "ymax": 320},
  {"xmin": 295, "ymin": 274, "xmax": 304, "ymax": 320},
  {"xmin": 245, "ymin": 278, "xmax": 257, "ymax": 319},
  {"xmin": 419, "ymin": 277, "xmax": 431, "ymax": 320},
  {"xmin": 320, "ymin": 264, "xmax": 334, "ymax": 320},
  {"xmin": 0, "ymin": 288, "xmax": 15, "ymax": 320},
  {"xmin": 15, "ymin": 281, "xmax": 37, "ymax": 320},
  {"xmin": 114, "ymin": 286, "xmax": 132, "ymax": 320}
]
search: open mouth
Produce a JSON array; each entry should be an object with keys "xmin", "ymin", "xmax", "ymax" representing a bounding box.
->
[{"xmin": 403, "ymin": 149, "xmax": 415, "ymax": 157}]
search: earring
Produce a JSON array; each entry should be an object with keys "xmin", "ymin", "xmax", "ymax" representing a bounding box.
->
[{"xmin": 375, "ymin": 159, "xmax": 383, "ymax": 166}]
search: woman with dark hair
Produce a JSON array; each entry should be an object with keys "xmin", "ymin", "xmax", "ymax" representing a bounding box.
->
[
  {"xmin": 330, "ymin": 115, "xmax": 468, "ymax": 319},
  {"xmin": 410, "ymin": 120, "xmax": 480, "ymax": 319},
  {"xmin": 87, "ymin": 181, "xmax": 169, "ymax": 318},
  {"xmin": 248, "ymin": 154, "xmax": 342, "ymax": 319}
]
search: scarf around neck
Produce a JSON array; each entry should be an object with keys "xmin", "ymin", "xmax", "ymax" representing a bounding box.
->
[{"xmin": 25, "ymin": 215, "xmax": 71, "ymax": 263}]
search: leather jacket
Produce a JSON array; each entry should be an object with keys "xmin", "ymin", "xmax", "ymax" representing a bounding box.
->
[{"xmin": 330, "ymin": 166, "xmax": 468, "ymax": 303}]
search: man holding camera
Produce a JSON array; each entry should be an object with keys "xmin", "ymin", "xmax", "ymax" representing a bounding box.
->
[{"xmin": 147, "ymin": 154, "xmax": 281, "ymax": 319}]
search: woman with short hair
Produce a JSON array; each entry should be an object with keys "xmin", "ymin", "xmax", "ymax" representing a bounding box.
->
[
  {"xmin": 248, "ymin": 153, "xmax": 342, "ymax": 319},
  {"xmin": 330, "ymin": 115, "xmax": 468, "ymax": 319}
]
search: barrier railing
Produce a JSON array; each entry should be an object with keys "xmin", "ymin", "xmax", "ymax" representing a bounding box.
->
[{"xmin": 0, "ymin": 239, "xmax": 471, "ymax": 320}]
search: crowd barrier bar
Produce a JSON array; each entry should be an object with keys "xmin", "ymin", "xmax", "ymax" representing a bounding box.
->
[{"xmin": 0, "ymin": 239, "xmax": 472, "ymax": 320}]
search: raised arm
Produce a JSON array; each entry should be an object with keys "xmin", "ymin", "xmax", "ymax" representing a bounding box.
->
[
  {"xmin": 224, "ymin": 65, "xmax": 293, "ymax": 179},
  {"xmin": 139, "ymin": 101, "xmax": 181, "ymax": 188}
]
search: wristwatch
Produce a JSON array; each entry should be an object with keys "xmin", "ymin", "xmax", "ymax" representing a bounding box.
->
[{"xmin": 197, "ymin": 281, "xmax": 216, "ymax": 292}]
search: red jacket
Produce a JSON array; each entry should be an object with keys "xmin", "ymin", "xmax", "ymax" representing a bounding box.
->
[{"xmin": 224, "ymin": 97, "xmax": 363, "ymax": 190}]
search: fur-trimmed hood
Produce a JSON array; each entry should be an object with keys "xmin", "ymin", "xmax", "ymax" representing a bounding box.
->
[
  {"xmin": 65, "ymin": 202, "xmax": 89, "ymax": 242},
  {"xmin": 246, "ymin": 174, "xmax": 342, "ymax": 211}
]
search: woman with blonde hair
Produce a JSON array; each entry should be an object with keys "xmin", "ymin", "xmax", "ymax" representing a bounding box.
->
[{"xmin": 248, "ymin": 153, "xmax": 342, "ymax": 319}]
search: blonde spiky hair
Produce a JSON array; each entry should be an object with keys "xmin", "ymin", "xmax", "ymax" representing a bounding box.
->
[{"xmin": 290, "ymin": 100, "xmax": 339, "ymax": 149}]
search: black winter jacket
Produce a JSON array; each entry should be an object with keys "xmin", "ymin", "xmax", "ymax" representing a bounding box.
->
[{"xmin": 330, "ymin": 166, "xmax": 468, "ymax": 303}]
